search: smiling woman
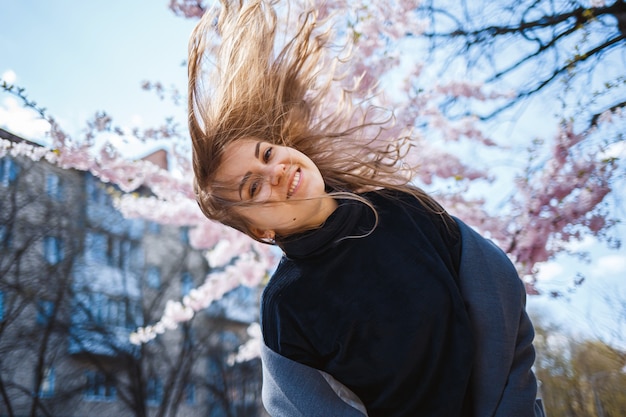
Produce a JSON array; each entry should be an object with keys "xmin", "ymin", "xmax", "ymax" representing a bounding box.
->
[
  {"xmin": 187, "ymin": 1, "xmax": 544, "ymax": 416},
  {"xmin": 213, "ymin": 139, "xmax": 337, "ymax": 239}
]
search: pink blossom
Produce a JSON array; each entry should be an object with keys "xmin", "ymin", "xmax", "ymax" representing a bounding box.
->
[
  {"xmin": 228, "ymin": 323, "xmax": 262, "ymax": 364},
  {"xmin": 4, "ymin": 0, "xmax": 621, "ymax": 340},
  {"xmin": 233, "ymin": 254, "xmax": 267, "ymax": 287},
  {"xmin": 163, "ymin": 300, "xmax": 195, "ymax": 324},
  {"xmin": 168, "ymin": 0, "xmax": 206, "ymax": 18}
]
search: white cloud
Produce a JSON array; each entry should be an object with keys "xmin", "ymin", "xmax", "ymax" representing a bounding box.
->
[
  {"xmin": 130, "ymin": 114, "xmax": 144, "ymax": 126},
  {"xmin": 596, "ymin": 255, "xmax": 626, "ymax": 275},
  {"xmin": 1, "ymin": 69, "xmax": 50, "ymax": 142},
  {"xmin": 565, "ymin": 234, "xmax": 597, "ymax": 252},
  {"xmin": 536, "ymin": 261, "xmax": 564, "ymax": 282},
  {"xmin": 1, "ymin": 69, "xmax": 17, "ymax": 84},
  {"xmin": 601, "ymin": 140, "xmax": 626, "ymax": 159},
  {"xmin": 0, "ymin": 96, "xmax": 50, "ymax": 141}
]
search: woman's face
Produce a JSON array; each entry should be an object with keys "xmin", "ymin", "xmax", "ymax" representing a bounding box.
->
[{"xmin": 214, "ymin": 138, "xmax": 337, "ymax": 239}]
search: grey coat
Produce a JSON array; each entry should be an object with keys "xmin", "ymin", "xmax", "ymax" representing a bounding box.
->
[{"xmin": 261, "ymin": 218, "xmax": 545, "ymax": 417}]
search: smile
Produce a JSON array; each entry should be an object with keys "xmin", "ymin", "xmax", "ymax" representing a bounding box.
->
[{"xmin": 287, "ymin": 169, "xmax": 301, "ymax": 198}]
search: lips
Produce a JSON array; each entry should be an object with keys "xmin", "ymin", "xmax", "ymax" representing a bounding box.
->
[{"xmin": 287, "ymin": 168, "xmax": 301, "ymax": 198}]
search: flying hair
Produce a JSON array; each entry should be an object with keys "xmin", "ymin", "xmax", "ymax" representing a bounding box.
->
[{"xmin": 188, "ymin": 0, "xmax": 451, "ymax": 242}]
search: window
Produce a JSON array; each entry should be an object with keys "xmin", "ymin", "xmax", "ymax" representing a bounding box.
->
[
  {"xmin": 94, "ymin": 294, "xmax": 120, "ymax": 326},
  {"xmin": 106, "ymin": 298, "xmax": 126, "ymax": 328},
  {"xmin": 44, "ymin": 236, "xmax": 64, "ymax": 265},
  {"xmin": 207, "ymin": 357, "xmax": 225, "ymax": 390},
  {"xmin": 85, "ymin": 175, "xmax": 108, "ymax": 204},
  {"xmin": 181, "ymin": 272, "xmax": 193, "ymax": 296},
  {"xmin": 121, "ymin": 240, "xmax": 132, "ymax": 270},
  {"xmin": 37, "ymin": 299, "xmax": 55, "ymax": 326},
  {"xmin": 106, "ymin": 237, "xmax": 131, "ymax": 269},
  {"xmin": 90, "ymin": 293, "xmax": 105, "ymax": 325},
  {"xmin": 107, "ymin": 237, "xmax": 120, "ymax": 267},
  {"xmin": 185, "ymin": 383, "xmax": 196, "ymax": 405},
  {"xmin": 84, "ymin": 371, "xmax": 116, "ymax": 401},
  {"xmin": 86, "ymin": 233, "xmax": 134, "ymax": 270},
  {"xmin": 85, "ymin": 293, "xmax": 138, "ymax": 329},
  {"xmin": 146, "ymin": 377, "xmax": 163, "ymax": 406},
  {"xmin": 148, "ymin": 221, "xmax": 160, "ymax": 234},
  {"xmin": 180, "ymin": 226, "xmax": 190, "ymax": 245},
  {"xmin": 39, "ymin": 367, "xmax": 55, "ymax": 398},
  {"xmin": 147, "ymin": 266, "xmax": 161, "ymax": 289},
  {"xmin": 86, "ymin": 231, "xmax": 107, "ymax": 263},
  {"xmin": 0, "ymin": 225, "xmax": 11, "ymax": 249},
  {"xmin": 181, "ymin": 326, "xmax": 195, "ymax": 350},
  {"xmin": 130, "ymin": 302, "xmax": 143, "ymax": 328},
  {"xmin": 0, "ymin": 158, "xmax": 19, "ymax": 186},
  {"xmin": 45, "ymin": 173, "xmax": 63, "ymax": 200}
]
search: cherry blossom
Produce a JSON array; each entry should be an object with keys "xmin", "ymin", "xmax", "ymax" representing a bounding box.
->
[{"xmin": 3, "ymin": 0, "xmax": 622, "ymax": 349}]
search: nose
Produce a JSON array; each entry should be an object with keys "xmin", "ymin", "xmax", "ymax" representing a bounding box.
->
[{"xmin": 268, "ymin": 163, "xmax": 286, "ymax": 186}]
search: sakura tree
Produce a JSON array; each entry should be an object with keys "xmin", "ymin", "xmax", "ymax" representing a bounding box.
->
[{"xmin": 1, "ymin": 0, "xmax": 623, "ymax": 347}]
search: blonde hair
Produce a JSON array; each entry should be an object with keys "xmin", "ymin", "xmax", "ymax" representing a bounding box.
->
[{"xmin": 188, "ymin": 0, "xmax": 449, "ymax": 242}]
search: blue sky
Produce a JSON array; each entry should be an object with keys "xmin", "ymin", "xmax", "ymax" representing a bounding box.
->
[
  {"xmin": 1, "ymin": 0, "xmax": 195, "ymax": 154},
  {"xmin": 2, "ymin": 0, "xmax": 625, "ymax": 348}
]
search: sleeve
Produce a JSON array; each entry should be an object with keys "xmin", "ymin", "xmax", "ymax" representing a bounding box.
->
[
  {"xmin": 495, "ymin": 308, "xmax": 547, "ymax": 417},
  {"xmin": 455, "ymin": 218, "xmax": 544, "ymax": 417},
  {"xmin": 260, "ymin": 264, "xmax": 367, "ymax": 416},
  {"xmin": 261, "ymin": 343, "xmax": 368, "ymax": 417}
]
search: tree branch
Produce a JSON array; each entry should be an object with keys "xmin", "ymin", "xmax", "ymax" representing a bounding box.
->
[
  {"xmin": 590, "ymin": 100, "xmax": 626, "ymax": 128},
  {"xmin": 478, "ymin": 33, "xmax": 626, "ymax": 120},
  {"xmin": 424, "ymin": 3, "xmax": 625, "ymax": 40}
]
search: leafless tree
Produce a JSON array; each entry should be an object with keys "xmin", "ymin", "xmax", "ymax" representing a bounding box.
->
[
  {"xmin": 417, "ymin": 0, "xmax": 625, "ymax": 129},
  {"xmin": 0, "ymin": 149, "xmax": 265, "ymax": 417}
]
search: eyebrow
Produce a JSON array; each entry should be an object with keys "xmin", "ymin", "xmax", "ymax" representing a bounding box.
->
[{"xmin": 238, "ymin": 141, "xmax": 262, "ymax": 199}]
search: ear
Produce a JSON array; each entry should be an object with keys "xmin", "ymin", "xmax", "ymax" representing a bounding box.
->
[{"xmin": 251, "ymin": 227, "xmax": 275, "ymax": 241}]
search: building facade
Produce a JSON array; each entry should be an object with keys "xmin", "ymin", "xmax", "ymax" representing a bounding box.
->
[{"xmin": 0, "ymin": 128, "xmax": 266, "ymax": 417}]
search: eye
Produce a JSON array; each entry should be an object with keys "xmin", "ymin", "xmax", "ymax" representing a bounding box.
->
[
  {"xmin": 263, "ymin": 147, "xmax": 272, "ymax": 162},
  {"xmin": 250, "ymin": 180, "xmax": 260, "ymax": 198}
]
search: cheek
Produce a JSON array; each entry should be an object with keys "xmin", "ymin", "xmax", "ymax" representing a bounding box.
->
[
  {"xmin": 251, "ymin": 207, "xmax": 274, "ymax": 223},
  {"xmin": 310, "ymin": 172, "xmax": 326, "ymax": 192}
]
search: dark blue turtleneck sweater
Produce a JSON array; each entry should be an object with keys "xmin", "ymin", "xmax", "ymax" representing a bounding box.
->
[{"xmin": 261, "ymin": 190, "xmax": 473, "ymax": 417}]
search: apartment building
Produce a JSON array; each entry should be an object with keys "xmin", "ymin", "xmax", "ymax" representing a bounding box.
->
[{"xmin": 0, "ymin": 128, "xmax": 266, "ymax": 417}]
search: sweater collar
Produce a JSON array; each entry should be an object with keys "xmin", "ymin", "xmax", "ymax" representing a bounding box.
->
[{"xmin": 277, "ymin": 197, "xmax": 371, "ymax": 259}]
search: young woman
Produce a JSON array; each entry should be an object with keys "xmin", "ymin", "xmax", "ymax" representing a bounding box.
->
[{"xmin": 188, "ymin": 1, "xmax": 544, "ymax": 416}]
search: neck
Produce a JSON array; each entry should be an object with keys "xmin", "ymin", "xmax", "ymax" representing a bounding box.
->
[
  {"xmin": 277, "ymin": 195, "xmax": 338, "ymax": 239},
  {"xmin": 318, "ymin": 195, "xmax": 338, "ymax": 224}
]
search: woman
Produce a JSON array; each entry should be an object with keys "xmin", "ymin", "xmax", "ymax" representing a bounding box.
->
[{"xmin": 188, "ymin": 1, "xmax": 543, "ymax": 416}]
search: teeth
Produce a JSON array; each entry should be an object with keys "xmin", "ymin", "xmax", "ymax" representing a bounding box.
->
[{"xmin": 288, "ymin": 170, "xmax": 301, "ymax": 197}]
